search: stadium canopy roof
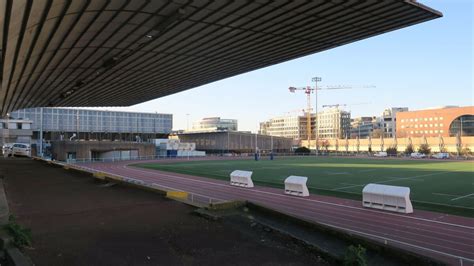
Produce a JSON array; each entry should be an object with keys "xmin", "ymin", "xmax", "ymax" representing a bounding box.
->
[{"xmin": 0, "ymin": 0, "xmax": 441, "ymax": 115}]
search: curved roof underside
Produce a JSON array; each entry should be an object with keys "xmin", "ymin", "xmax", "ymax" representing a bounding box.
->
[{"xmin": 0, "ymin": 0, "xmax": 441, "ymax": 115}]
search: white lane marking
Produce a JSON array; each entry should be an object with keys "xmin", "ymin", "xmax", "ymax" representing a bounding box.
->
[
  {"xmin": 261, "ymin": 202, "xmax": 474, "ymax": 258},
  {"xmin": 120, "ymin": 165, "xmax": 474, "ymax": 230},
  {"xmin": 451, "ymin": 193, "xmax": 474, "ymax": 201},
  {"xmin": 85, "ymin": 163, "xmax": 474, "ymax": 257},
  {"xmin": 316, "ymin": 221, "xmax": 474, "ymax": 262}
]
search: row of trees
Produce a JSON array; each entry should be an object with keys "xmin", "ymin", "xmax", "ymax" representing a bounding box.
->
[{"xmin": 295, "ymin": 143, "xmax": 472, "ymax": 156}]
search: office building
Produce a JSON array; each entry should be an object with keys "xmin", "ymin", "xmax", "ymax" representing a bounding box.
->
[
  {"xmin": 317, "ymin": 108, "xmax": 351, "ymax": 139},
  {"xmin": 396, "ymin": 106, "xmax": 474, "ymax": 138},
  {"xmin": 9, "ymin": 107, "xmax": 173, "ymax": 142},
  {"xmin": 350, "ymin": 117, "xmax": 378, "ymax": 139},
  {"xmin": 259, "ymin": 114, "xmax": 315, "ymax": 141},
  {"xmin": 378, "ymin": 107, "xmax": 408, "ymax": 138},
  {"xmin": 0, "ymin": 118, "xmax": 33, "ymax": 146},
  {"xmin": 189, "ymin": 117, "xmax": 237, "ymax": 132}
]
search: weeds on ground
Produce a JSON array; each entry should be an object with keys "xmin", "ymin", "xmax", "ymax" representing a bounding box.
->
[
  {"xmin": 4, "ymin": 215, "xmax": 32, "ymax": 249},
  {"xmin": 343, "ymin": 244, "xmax": 367, "ymax": 266}
]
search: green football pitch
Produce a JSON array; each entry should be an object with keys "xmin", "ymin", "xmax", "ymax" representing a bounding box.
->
[{"xmin": 135, "ymin": 157, "xmax": 474, "ymax": 216}]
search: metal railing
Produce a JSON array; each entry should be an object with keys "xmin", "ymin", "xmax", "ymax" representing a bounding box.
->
[{"xmin": 66, "ymin": 151, "xmax": 473, "ymax": 164}]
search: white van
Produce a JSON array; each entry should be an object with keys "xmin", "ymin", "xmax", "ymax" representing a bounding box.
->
[
  {"xmin": 374, "ymin": 151, "xmax": 388, "ymax": 157},
  {"xmin": 410, "ymin": 152, "xmax": 426, "ymax": 159},
  {"xmin": 11, "ymin": 143, "xmax": 31, "ymax": 157},
  {"xmin": 432, "ymin": 152, "xmax": 449, "ymax": 159}
]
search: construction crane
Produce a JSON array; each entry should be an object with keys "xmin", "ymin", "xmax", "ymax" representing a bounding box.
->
[
  {"xmin": 289, "ymin": 77, "xmax": 375, "ymax": 154},
  {"xmin": 322, "ymin": 102, "xmax": 370, "ymax": 108},
  {"xmin": 288, "ymin": 86, "xmax": 313, "ymax": 146}
]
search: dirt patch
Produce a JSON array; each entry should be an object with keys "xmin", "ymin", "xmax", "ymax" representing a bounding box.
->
[{"xmin": 1, "ymin": 158, "xmax": 327, "ymax": 266}]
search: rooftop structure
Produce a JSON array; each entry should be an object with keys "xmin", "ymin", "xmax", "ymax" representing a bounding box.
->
[
  {"xmin": 189, "ymin": 117, "xmax": 237, "ymax": 132},
  {"xmin": 0, "ymin": 1, "xmax": 441, "ymax": 115}
]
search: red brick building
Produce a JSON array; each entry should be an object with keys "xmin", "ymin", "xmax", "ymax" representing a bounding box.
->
[{"xmin": 396, "ymin": 106, "xmax": 474, "ymax": 138}]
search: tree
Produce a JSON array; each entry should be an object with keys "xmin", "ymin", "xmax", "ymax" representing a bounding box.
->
[
  {"xmin": 343, "ymin": 245, "xmax": 367, "ymax": 266},
  {"xmin": 461, "ymin": 146, "xmax": 472, "ymax": 156},
  {"xmin": 320, "ymin": 140, "xmax": 330, "ymax": 152},
  {"xmin": 371, "ymin": 128, "xmax": 383, "ymax": 138},
  {"xmin": 386, "ymin": 146, "xmax": 397, "ymax": 156},
  {"xmin": 405, "ymin": 144, "xmax": 414, "ymax": 155},
  {"xmin": 418, "ymin": 143, "xmax": 431, "ymax": 155},
  {"xmin": 294, "ymin": 146, "xmax": 310, "ymax": 154}
]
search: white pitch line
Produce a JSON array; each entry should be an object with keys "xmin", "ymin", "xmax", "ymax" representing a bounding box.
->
[
  {"xmin": 432, "ymin": 193, "xmax": 463, "ymax": 198},
  {"xmin": 358, "ymin": 169, "xmax": 377, "ymax": 173},
  {"xmin": 333, "ymin": 184, "xmax": 364, "ymax": 190},
  {"xmin": 325, "ymin": 172, "xmax": 350, "ymax": 175},
  {"xmin": 451, "ymin": 193, "xmax": 474, "ymax": 201},
  {"xmin": 334, "ymin": 171, "xmax": 452, "ymax": 191},
  {"xmin": 340, "ymin": 183, "xmax": 361, "ymax": 186}
]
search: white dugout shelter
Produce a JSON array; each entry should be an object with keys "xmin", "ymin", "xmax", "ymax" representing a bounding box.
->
[
  {"xmin": 230, "ymin": 170, "xmax": 254, "ymax": 188},
  {"xmin": 284, "ymin": 176, "xmax": 309, "ymax": 197},
  {"xmin": 362, "ymin": 184, "xmax": 413, "ymax": 214}
]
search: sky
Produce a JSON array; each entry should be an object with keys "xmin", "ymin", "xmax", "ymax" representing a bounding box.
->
[{"xmin": 94, "ymin": 0, "xmax": 473, "ymax": 132}]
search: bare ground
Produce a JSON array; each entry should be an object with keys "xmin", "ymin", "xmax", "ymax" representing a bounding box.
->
[{"xmin": 1, "ymin": 157, "xmax": 327, "ymax": 266}]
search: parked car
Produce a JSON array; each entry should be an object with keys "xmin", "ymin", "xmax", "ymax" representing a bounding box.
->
[
  {"xmin": 2, "ymin": 143, "xmax": 14, "ymax": 157},
  {"xmin": 432, "ymin": 152, "xmax": 450, "ymax": 159},
  {"xmin": 11, "ymin": 143, "xmax": 31, "ymax": 157},
  {"xmin": 410, "ymin": 152, "xmax": 426, "ymax": 159},
  {"xmin": 373, "ymin": 151, "xmax": 388, "ymax": 157}
]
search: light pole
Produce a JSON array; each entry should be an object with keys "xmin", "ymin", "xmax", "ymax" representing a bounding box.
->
[
  {"xmin": 186, "ymin": 113, "xmax": 190, "ymax": 131},
  {"xmin": 312, "ymin": 76, "xmax": 321, "ymax": 156}
]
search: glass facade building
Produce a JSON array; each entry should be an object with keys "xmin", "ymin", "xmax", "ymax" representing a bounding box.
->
[{"xmin": 10, "ymin": 108, "xmax": 172, "ymax": 141}]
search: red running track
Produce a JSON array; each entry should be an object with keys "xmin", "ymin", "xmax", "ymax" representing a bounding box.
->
[{"xmin": 79, "ymin": 160, "xmax": 474, "ymax": 265}]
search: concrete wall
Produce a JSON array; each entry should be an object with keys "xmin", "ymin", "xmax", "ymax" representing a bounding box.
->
[{"xmin": 50, "ymin": 141, "xmax": 155, "ymax": 161}]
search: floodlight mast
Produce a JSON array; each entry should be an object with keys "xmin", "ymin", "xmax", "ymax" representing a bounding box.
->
[
  {"xmin": 289, "ymin": 77, "xmax": 372, "ymax": 155},
  {"xmin": 312, "ymin": 77, "xmax": 321, "ymax": 156}
]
